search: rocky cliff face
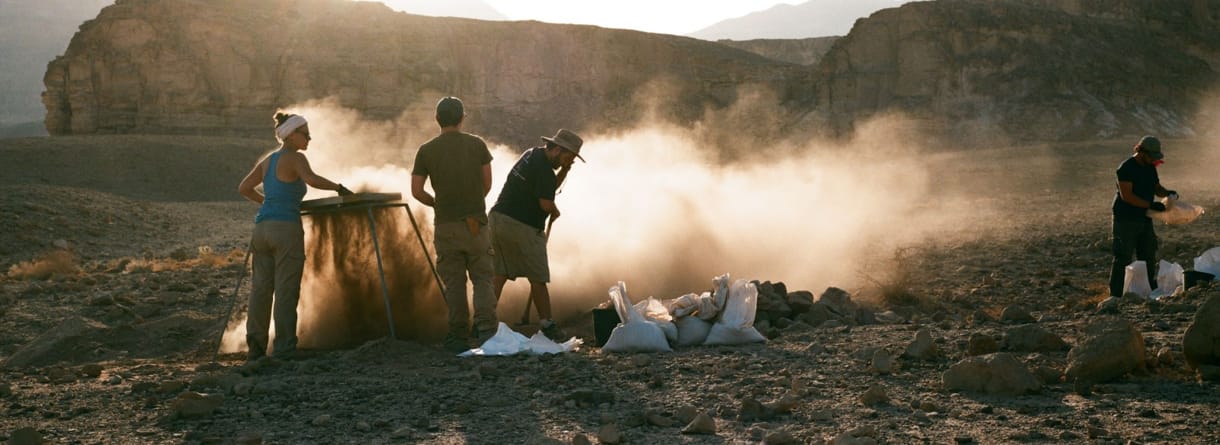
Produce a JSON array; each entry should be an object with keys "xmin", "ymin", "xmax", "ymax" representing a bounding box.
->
[
  {"xmin": 44, "ymin": 0, "xmax": 1220, "ymax": 144},
  {"xmin": 42, "ymin": 0, "xmax": 800, "ymax": 145},
  {"xmin": 716, "ymin": 37, "xmax": 839, "ymax": 66},
  {"xmin": 803, "ymin": 0, "xmax": 1220, "ymax": 141}
]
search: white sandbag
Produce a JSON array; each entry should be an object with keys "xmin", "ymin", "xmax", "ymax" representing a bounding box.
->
[
  {"xmin": 711, "ymin": 274, "xmax": 730, "ymax": 311},
  {"xmin": 1147, "ymin": 197, "xmax": 1204, "ymax": 225},
  {"xmin": 695, "ymin": 291, "xmax": 720, "ymax": 321},
  {"xmin": 603, "ymin": 322, "xmax": 672, "ymax": 352},
  {"xmin": 1123, "ymin": 261, "xmax": 1152, "ymax": 298},
  {"xmin": 635, "ymin": 297, "xmax": 677, "ymax": 344},
  {"xmin": 674, "ymin": 316, "xmax": 712, "ymax": 346},
  {"xmin": 1152, "ymin": 260, "xmax": 1184, "ymax": 300},
  {"xmin": 460, "ymin": 322, "xmax": 581, "ymax": 357},
  {"xmin": 704, "ymin": 279, "xmax": 767, "ymax": 345},
  {"xmin": 636, "ymin": 297, "xmax": 672, "ymax": 321},
  {"xmin": 667, "ymin": 293, "xmax": 701, "ymax": 318},
  {"xmin": 602, "ymin": 282, "xmax": 672, "ymax": 353},
  {"xmin": 1194, "ymin": 247, "xmax": 1220, "ymax": 277}
]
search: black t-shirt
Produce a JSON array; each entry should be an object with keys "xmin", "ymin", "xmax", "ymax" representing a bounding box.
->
[
  {"xmin": 492, "ymin": 147, "xmax": 556, "ymax": 230},
  {"xmin": 1112, "ymin": 156, "xmax": 1159, "ymax": 220}
]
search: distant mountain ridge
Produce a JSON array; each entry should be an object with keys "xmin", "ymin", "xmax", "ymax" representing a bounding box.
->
[
  {"xmin": 375, "ymin": 0, "xmax": 505, "ymax": 20},
  {"xmin": 688, "ymin": 0, "xmax": 907, "ymax": 40}
]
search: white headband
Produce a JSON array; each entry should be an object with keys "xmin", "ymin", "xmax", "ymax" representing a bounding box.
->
[{"xmin": 275, "ymin": 115, "xmax": 308, "ymax": 140}]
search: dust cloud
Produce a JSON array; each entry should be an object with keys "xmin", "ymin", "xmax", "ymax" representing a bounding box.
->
[{"xmin": 221, "ymin": 94, "xmax": 998, "ymax": 352}]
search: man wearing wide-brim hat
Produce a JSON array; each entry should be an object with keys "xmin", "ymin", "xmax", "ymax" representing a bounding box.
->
[
  {"xmin": 488, "ymin": 128, "xmax": 585, "ymax": 342},
  {"xmin": 1109, "ymin": 135, "xmax": 1178, "ymax": 298}
]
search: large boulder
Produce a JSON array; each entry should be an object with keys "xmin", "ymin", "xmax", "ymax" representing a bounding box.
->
[
  {"xmin": 1066, "ymin": 318, "xmax": 1145, "ymax": 384},
  {"xmin": 2, "ymin": 316, "xmax": 108, "ymax": 369},
  {"xmin": 815, "ymin": 287, "xmax": 859, "ymax": 324},
  {"xmin": 1183, "ymin": 292, "xmax": 1220, "ymax": 375},
  {"xmin": 942, "ymin": 353, "xmax": 1041, "ymax": 396}
]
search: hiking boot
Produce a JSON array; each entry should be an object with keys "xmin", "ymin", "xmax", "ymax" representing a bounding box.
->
[
  {"xmin": 443, "ymin": 335, "xmax": 470, "ymax": 353},
  {"xmin": 540, "ymin": 321, "xmax": 570, "ymax": 343},
  {"xmin": 473, "ymin": 326, "xmax": 496, "ymax": 347}
]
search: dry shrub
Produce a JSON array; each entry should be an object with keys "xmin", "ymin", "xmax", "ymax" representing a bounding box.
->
[
  {"xmin": 7, "ymin": 250, "xmax": 79, "ymax": 280},
  {"xmin": 122, "ymin": 246, "xmax": 243, "ymax": 273},
  {"xmin": 194, "ymin": 247, "xmax": 243, "ymax": 269},
  {"xmin": 859, "ymin": 246, "xmax": 926, "ymax": 309},
  {"xmin": 1072, "ymin": 282, "xmax": 1112, "ymax": 311}
]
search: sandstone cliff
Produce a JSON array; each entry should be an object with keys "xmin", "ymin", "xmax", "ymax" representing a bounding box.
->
[
  {"xmin": 803, "ymin": 0, "xmax": 1220, "ymax": 141},
  {"xmin": 43, "ymin": 0, "xmax": 1220, "ymax": 144},
  {"xmin": 42, "ymin": 0, "xmax": 801, "ymax": 145},
  {"xmin": 716, "ymin": 37, "xmax": 839, "ymax": 66}
]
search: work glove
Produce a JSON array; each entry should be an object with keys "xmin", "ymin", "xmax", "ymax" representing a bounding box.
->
[
  {"xmin": 337, "ymin": 184, "xmax": 354, "ymax": 196},
  {"xmin": 1167, "ymin": 190, "xmax": 1179, "ymax": 200},
  {"xmin": 1149, "ymin": 202, "xmax": 1167, "ymax": 212}
]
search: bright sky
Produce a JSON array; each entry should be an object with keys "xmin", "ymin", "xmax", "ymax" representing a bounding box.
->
[
  {"xmin": 374, "ymin": 0, "xmax": 806, "ymax": 35},
  {"xmin": 482, "ymin": 0, "xmax": 803, "ymax": 35}
]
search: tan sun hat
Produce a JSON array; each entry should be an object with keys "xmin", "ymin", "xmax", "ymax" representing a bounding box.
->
[{"xmin": 541, "ymin": 129, "xmax": 585, "ymax": 162}]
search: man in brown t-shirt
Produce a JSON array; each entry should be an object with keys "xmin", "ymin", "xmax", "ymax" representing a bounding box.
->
[{"xmin": 411, "ymin": 97, "xmax": 495, "ymax": 352}]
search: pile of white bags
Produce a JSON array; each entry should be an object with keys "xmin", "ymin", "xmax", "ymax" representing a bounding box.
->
[
  {"xmin": 602, "ymin": 273, "xmax": 766, "ymax": 353},
  {"xmin": 1123, "ymin": 259, "xmax": 1184, "ymax": 300}
]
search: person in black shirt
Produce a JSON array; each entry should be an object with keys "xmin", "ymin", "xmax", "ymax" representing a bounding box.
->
[
  {"xmin": 489, "ymin": 129, "xmax": 584, "ymax": 341},
  {"xmin": 1109, "ymin": 135, "xmax": 1178, "ymax": 298}
]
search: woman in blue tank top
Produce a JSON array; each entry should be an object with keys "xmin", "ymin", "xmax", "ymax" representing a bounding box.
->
[{"xmin": 237, "ymin": 112, "xmax": 353, "ymax": 361}]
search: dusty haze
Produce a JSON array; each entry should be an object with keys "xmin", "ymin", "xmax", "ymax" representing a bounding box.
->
[{"xmin": 222, "ymin": 91, "xmax": 1015, "ymax": 351}]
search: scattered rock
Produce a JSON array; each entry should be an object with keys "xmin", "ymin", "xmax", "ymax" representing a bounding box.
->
[
  {"xmin": 1096, "ymin": 296, "xmax": 1121, "ymax": 314},
  {"xmin": 832, "ymin": 425, "xmax": 878, "ymax": 445},
  {"xmin": 311, "ymin": 414, "xmax": 332, "ymax": 426},
  {"xmin": 859, "ymin": 383, "xmax": 888, "ymax": 406},
  {"xmin": 786, "ymin": 291, "xmax": 814, "ymax": 314},
  {"xmin": 170, "ymin": 391, "xmax": 225, "ymax": 418},
  {"xmin": 597, "ymin": 424, "xmax": 622, "ymax": 444},
  {"xmin": 999, "ymin": 305, "xmax": 1035, "ymax": 323},
  {"xmin": 78, "ymin": 363, "xmax": 103, "ymax": 378},
  {"xmin": 566, "ymin": 389, "xmax": 615, "ymax": 407},
  {"xmin": 903, "ymin": 328, "xmax": 939, "ymax": 360},
  {"xmin": 816, "ymin": 287, "xmax": 859, "ymax": 324},
  {"xmin": 7, "ymin": 426, "xmax": 44, "ymax": 445},
  {"xmin": 681, "ymin": 413, "xmax": 716, "ymax": 435},
  {"xmin": 675, "ymin": 406, "xmax": 699, "ymax": 424},
  {"xmin": 870, "ymin": 349, "xmax": 895, "ymax": 374},
  {"xmin": 233, "ymin": 431, "xmax": 263, "ymax": 445},
  {"xmin": 967, "ymin": 334, "xmax": 999, "ymax": 356},
  {"xmin": 570, "ymin": 434, "xmax": 592, "ymax": 445},
  {"xmin": 968, "ymin": 310, "xmax": 994, "ymax": 326},
  {"xmin": 1003, "ymin": 324, "xmax": 1068, "ymax": 352},
  {"xmin": 739, "ymin": 398, "xmax": 768, "ymax": 422},
  {"xmin": 764, "ymin": 429, "xmax": 798, "ymax": 445},
  {"xmin": 1156, "ymin": 347, "xmax": 1175, "ymax": 366}
]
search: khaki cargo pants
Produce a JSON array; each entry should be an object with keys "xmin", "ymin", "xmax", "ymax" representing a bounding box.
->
[
  {"xmin": 248, "ymin": 220, "xmax": 305, "ymax": 359},
  {"xmin": 434, "ymin": 219, "xmax": 497, "ymax": 338}
]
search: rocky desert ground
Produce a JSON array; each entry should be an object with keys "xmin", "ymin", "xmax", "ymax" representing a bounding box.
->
[{"xmin": 1, "ymin": 134, "xmax": 1220, "ymax": 445}]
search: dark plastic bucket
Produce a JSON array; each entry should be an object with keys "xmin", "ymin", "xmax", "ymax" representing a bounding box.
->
[
  {"xmin": 1184, "ymin": 270, "xmax": 1215, "ymax": 290},
  {"xmin": 592, "ymin": 306, "xmax": 621, "ymax": 347}
]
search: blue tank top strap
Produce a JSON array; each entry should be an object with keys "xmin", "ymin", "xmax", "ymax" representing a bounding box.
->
[{"xmin": 255, "ymin": 151, "xmax": 308, "ymax": 223}]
